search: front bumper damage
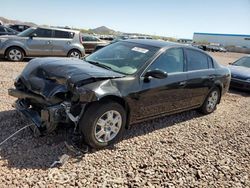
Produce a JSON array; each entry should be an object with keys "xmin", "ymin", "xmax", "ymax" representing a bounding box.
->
[{"xmin": 9, "ymin": 88, "xmax": 85, "ymax": 135}]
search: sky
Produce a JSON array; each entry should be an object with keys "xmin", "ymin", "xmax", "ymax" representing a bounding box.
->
[{"xmin": 1, "ymin": 0, "xmax": 250, "ymax": 38}]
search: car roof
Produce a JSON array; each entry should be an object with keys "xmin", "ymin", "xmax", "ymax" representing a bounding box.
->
[
  {"xmin": 30, "ymin": 26, "xmax": 79, "ymax": 33},
  {"xmin": 124, "ymin": 39, "xmax": 213, "ymax": 57},
  {"xmin": 125, "ymin": 39, "xmax": 185, "ymax": 48}
]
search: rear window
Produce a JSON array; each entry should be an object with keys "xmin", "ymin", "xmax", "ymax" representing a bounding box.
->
[
  {"xmin": 54, "ymin": 30, "xmax": 74, "ymax": 38},
  {"xmin": 186, "ymin": 49, "xmax": 209, "ymax": 71},
  {"xmin": 82, "ymin": 35, "xmax": 99, "ymax": 41}
]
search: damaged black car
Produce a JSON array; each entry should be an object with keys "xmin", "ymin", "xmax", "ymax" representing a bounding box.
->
[{"xmin": 9, "ymin": 39, "xmax": 231, "ymax": 148}]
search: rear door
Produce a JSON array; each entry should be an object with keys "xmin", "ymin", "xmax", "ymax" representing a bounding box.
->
[
  {"xmin": 26, "ymin": 28, "xmax": 53, "ymax": 56},
  {"xmin": 51, "ymin": 30, "xmax": 75, "ymax": 56},
  {"xmin": 184, "ymin": 48, "xmax": 216, "ymax": 106}
]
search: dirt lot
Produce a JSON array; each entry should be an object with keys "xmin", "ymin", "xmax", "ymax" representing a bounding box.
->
[{"xmin": 0, "ymin": 52, "xmax": 249, "ymax": 187}]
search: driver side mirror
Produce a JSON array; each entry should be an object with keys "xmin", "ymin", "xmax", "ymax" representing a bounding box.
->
[
  {"xmin": 144, "ymin": 69, "xmax": 168, "ymax": 80},
  {"xmin": 228, "ymin": 62, "xmax": 233, "ymax": 65},
  {"xmin": 29, "ymin": 33, "xmax": 37, "ymax": 39}
]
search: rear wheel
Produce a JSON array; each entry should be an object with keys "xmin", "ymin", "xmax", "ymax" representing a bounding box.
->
[
  {"xmin": 6, "ymin": 47, "xmax": 24, "ymax": 62},
  {"xmin": 199, "ymin": 87, "xmax": 220, "ymax": 114},
  {"xmin": 79, "ymin": 101, "xmax": 126, "ymax": 149},
  {"xmin": 67, "ymin": 49, "xmax": 81, "ymax": 58}
]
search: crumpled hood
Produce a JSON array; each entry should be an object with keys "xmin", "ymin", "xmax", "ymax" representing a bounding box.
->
[
  {"xmin": 17, "ymin": 57, "xmax": 124, "ymax": 98},
  {"xmin": 228, "ymin": 65, "xmax": 250, "ymax": 80}
]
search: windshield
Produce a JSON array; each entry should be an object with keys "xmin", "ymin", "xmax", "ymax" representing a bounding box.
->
[
  {"xmin": 17, "ymin": 28, "xmax": 36, "ymax": 37},
  {"xmin": 85, "ymin": 41, "xmax": 159, "ymax": 75},
  {"xmin": 233, "ymin": 57, "xmax": 250, "ymax": 68}
]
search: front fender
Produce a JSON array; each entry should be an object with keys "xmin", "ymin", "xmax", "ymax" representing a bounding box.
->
[
  {"xmin": 2, "ymin": 39, "xmax": 27, "ymax": 52},
  {"xmin": 76, "ymin": 79, "xmax": 122, "ymax": 103}
]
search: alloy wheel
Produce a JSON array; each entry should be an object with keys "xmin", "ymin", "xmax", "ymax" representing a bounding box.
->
[
  {"xmin": 206, "ymin": 90, "xmax": 219, "ymax": 113},
  {"xmin": 94, "ymin": 110, "xmax": 122, "ymax": 143},
  {"xmin": 9, "ymin": 49, "xmax": 22, "ymax": 61},
  {"xmin": 69, "ymin": 51, "xmax": 80, "ymax": 58}
]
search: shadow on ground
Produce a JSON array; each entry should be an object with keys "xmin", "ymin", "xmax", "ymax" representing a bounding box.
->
[
  {"xmin": 0, "ymin": 108, "xmax": 200, "ymax": 170},
  {"xmin": 0, "ymin": 58, "xmax": 31, "ymax": 62},
  {"xmin": 229, "ymin": 88, "xmax": 250, "ymax": 97}
]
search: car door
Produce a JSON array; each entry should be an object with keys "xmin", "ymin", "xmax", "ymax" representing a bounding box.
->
[
  {"xmin": 184, "ymin": 48, "xmax": 216, "ymax": 106},
  {"xmin": 136, "ymin": 48, "xmax": 189, "ymax": 120},
  {"xmin": 51, "ymin": 30, "xmax": 74, "ymax": 56},
  {"xmin": 26, "ymin": 28, "xmax": 53, "ymax": 56}
]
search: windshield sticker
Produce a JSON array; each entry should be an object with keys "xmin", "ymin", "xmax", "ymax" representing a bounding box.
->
[{"xmin": 131, "ymin": 47, "xmax": 149, "ymax": 53}]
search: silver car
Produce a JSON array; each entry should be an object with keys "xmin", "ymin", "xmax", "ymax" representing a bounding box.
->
[{"xmin": 0, "ymin": 27, "xmax": 85, "ymax": 61}]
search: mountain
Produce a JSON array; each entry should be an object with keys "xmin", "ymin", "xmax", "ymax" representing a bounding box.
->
[
  {"xmin": 0, "ymin": 16, "xmax": 37, "ymax": 26},
  {"xmin": 0, "ymin": 17, "xmax": 172, "ymax": 40},
  {"xmin": 89, "ymin": 26, "xmax": 122, "ymax": 35}
]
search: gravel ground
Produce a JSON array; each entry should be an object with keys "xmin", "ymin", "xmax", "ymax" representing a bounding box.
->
[{"xmin": 0, "ymin": 53, "xmax": 249, "ymax": 187}]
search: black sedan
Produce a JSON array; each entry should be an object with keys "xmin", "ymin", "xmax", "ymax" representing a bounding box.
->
[
  {"xmin": 228, "ymin": 56, "xmax": 250, "ymax": 91},
  {"xmin": 9, "ymin": 39, "xmax": 231, "ymax": 148}
]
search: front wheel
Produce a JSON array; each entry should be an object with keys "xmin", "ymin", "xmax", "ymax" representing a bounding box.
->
[
  {"xmin": 199, "ymin": 87, "xmax": 220, "ymax": 114},
  {"xmin": 79, "ymin": 102, "xmax": 126, "ymax": 149},
  {"xmin": 67, "ymin": 49, "xmax": 82, "ymax": 58},
  {"xmin": 6, "ymin": 47, "xmax": 24, "ymax": 62}
]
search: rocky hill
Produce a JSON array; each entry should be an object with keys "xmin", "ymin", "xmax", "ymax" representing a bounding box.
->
[
  {"xmin": 0, "ymin": 16, "xmax": 36, "ymax": 26},
  {"xmin": 89, "ymin": 26, "xmax": 122, "ymax": 35}
]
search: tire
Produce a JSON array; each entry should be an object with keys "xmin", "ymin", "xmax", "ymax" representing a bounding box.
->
[
  {"xmin": 67, "ymin": 49, "xmax": 82, "ymax": 58},
  {"xmin": 6, "ymin": 47, "xmax": 24, "ymax": 62},
  {"xmin": 79, "ymin": 101, "xmax": 126, "ymax": 149},
  {"xmin": 199, "ymin": 87, "xmax": 220, "ymax": 115}
]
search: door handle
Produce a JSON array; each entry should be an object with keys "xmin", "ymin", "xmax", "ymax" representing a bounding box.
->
[
  {"xmin": 47, "ymin": 41, "xmax": 52, "ymax": 45},
  {"xmin": 67, "ymin": 41, "xmax": 71, "ymax": 45},
  {"xmin": 179, "ymin": 81, "xmax": 187, "ymax": 87}
]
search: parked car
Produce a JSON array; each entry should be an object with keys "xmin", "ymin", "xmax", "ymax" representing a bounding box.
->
[
  {"xmin": 218, "ymin": 46, "xmax": 227, "ymax": 52},
  {"xmin": 192, "ymin": 44, "xmax": 205, "ymax": 50},
  {"xmin": 0, "ymin": 25, "xmax": 19, "ymax": 36},
  {"xmin": 93, "ymin": 35, "xmax": 128, "ymax": 52},
  {"xmin": 137, "ymin": 36, "xmax": 153, "ymax": 39},
  {"xmin": 206, "ymin": 45, "xmax": 226, "ymax": 52},
  {"xmin": 0, "ymin": 27, "xmax": 85, "ymax": 61},
  {"xmin": 9, "ymin": 39, "xmax": 231, "ymax": 148},
  {"xmin": 8, "ymin": 24, "xmax": 30, "ymax": 32},
  {"xmin": 228, "ymin": 56, "xmax": 250, "ymax": 91},
  {"xmin": 81, "ymin": 35, "xmax": 108, "ymax": 53}
]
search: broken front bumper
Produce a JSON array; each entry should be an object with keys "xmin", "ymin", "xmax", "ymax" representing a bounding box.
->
[
  {"xmin": 9, "ymin": 88, "xmax": 86, "ymax": 135},
  {"xmin": 14, "ymin": 99, "xmax": 68, "ymax": 135}
]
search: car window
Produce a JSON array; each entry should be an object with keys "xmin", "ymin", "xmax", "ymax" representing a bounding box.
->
[
  {"xmin": 85, "ymin": 41, "xmax": 159, "ymax": 75},
  {"xmin": 233, "ymin": 57, "xmax": 250, "ymax": 68},
  {"xmin": 54, "ymin": 30, "xmax": 74, "ymax": 38},
  {"xmin": 32, "ymin": 28, "xmax": 52, "ymax": 38},
  {"xmin": 208, "ymin": 57, "xmax": 214, "ymax": 69},
  {"xmin": 17, "ymin": 28, "xmax": 36, "ymax": 37},
  {"xmin": 186, "ymin": 49, "xmax": 209, "ymax": 71},
  {"xmin": 147, "ymin": 48, "xmax": 184, "ymax": 73},
  {"xmin": 6, "ymin": 27, "xmax": 16, "ymax": 33},
  {"xmin": 82, "ymin": 36, "xmax": 99, "ymax": 41}
]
